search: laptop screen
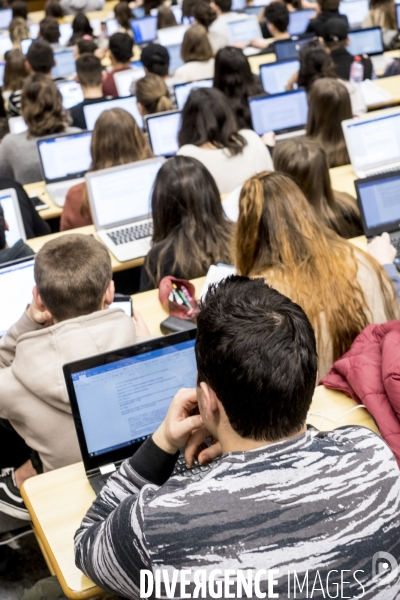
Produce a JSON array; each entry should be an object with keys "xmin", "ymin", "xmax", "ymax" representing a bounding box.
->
[
  {"xmin": 344, "ymin": 112, "xmax": 400, "ymax": 170},
  {"xmin": 0, "ymin": 61, "xmax": 4, "ymax": 87},
  {"xmin": 231, "ymin": 0, "xmax": 246, "ymax": 10},
  {"xmin": 20, "ymin": 38, "xmax": 32, "ymax": 54},
  {"xmin": 0, "ymin": 190, "xmax": 25, "ymax": 247},
  {"xmin": 339, "ymin": 0, "xmax": 369, "ymax": 28},
  {"xmin": 56, "ymin": 80, "xmax": 84, "ymax": 109},
  {"xmin": 29, "ymin": 23, "xmax": 40, "ymax": 39},
  {"xmin": 88, "ymin": 159, "xmax": 163, "ymax": 228},
  {"xmin": 59, "ymin": 21, "xmax": 73, "ymax": 46},
  {"xmin": 130, "ymin": 16, "xmax": 157, "ymax": 44},
  {"xmin": 0, "ymin": 257, "xmax": 35, "ymax": 338},
  {"xmin": 274, "ymin": 35, "xmax": 315, "ymax": 60},
  {"xmin": 260, "ymin": 59, "xmax": 300, "ymax": 94},
  {"xmin": 174, "ymin": 78, "xmax": 213, "ymax": 110},
  {"xmin": 51, "ymin": 49, "xmax": 76, "ymax": 78},
  {"xmin": 357, "ymin": 172, "xmax": 400, "ymax": 234},
  {"xmin": 106, "ymin": 18, "xmax": 119, "ymax": 37},
  {"xmin": 83, "ymin": 96, "xmax": 144, "ymax": 130},
  {"xmin": 249, "ymin": 89, "xmax": 308, "ymax": 136},
  {"xmin": 166, "ymin": 43, "xmax": 184, "ymax": 74},
  {"xmin": 287, "ymin": 10, "xmax": 315, "ymax": 36},
  {"xmin": 114, "ymin": 66, "xmax": 146, "ymax": 97},
  {"xmin": 347, "ymin": 27, "xmax": 383, "ymax": 56},
  {"xmin": 158, "ymin": 24, "xmax": 188, "ymax": 46},
  {"xmin": 0, "ymin": 8, "xmax": 12, "ymax": 29},
  {"xmin": 38, "ymin": 132, "xmax": 92, "ymax": 183},
  {"xmin": 228, "ymin": 17, "xmax": 261, "ymax": 44},
  {"xmin": 147, "ymin": 111, "xmax": 181, "ymax": 156}
]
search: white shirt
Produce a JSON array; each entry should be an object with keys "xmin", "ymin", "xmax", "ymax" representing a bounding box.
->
[
  {"xmin": 177, "ymin": 129, "xmax": 273, "ymax": 195},
  {"xmin": 173, "ymin": 59, "xmax": 215, "ymax": 82},
  {"xmin": 208, "ymin": 11, "xmax": 248, "ymax": 46}
]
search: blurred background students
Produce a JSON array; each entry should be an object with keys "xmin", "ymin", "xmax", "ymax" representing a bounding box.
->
[{"xmin": 174, "ymin": 25, "xmax": 215, "ymax": 81}]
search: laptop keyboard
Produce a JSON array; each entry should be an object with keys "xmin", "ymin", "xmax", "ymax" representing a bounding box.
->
[
  {"xmin": 364, "ymin": 164, "xmax": 400, "ymax": 178},
  {"xmin": 391, "ymin": 235, "xmax": 400, "ymax": 258},
  {"xmin": 172, "ymin": 455, "xmax": 213, "ymax": 481},
  {"xmin": 107, "ymin": 221, "xmax": 153, "ymax": 246}
]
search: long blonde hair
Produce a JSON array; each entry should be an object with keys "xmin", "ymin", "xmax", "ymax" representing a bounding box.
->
[
  {"xmin": 234, "ymin": 171, "xmax": 398, "ymax": 361},
  {"xmin": 81, "ymin": 108, "xmax": 153, "ymax": 217}
]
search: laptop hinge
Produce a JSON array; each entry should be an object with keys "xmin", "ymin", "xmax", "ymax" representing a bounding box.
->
[{"xmin": 99, "ymin": 463, "xmax": 117, "ymax": 475}]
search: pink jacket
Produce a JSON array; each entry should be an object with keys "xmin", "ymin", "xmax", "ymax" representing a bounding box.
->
[{"xmin": 320, "ymin": 320, "xmax": 400, "ymax": 466}]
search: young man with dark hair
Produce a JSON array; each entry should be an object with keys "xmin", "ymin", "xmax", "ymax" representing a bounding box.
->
[
  {"xmin": 305, "ymin": 0, "xmax": 348, "ymax": 36},
  {"xmin": 11, "ymin": 0, "xmax": 28, "ymax": 20},
  {"xmin": 70, "ymin": 53, "xmax": 108, "ymax": 128},
  {"xmin": 75, "ymin": 276, "xmax": 400, "ymax": 599},
  {"xmin": 250, "ymin": 2, "xmax": 290, "ymax": 50},
  {"xmin": 103, "ymin": 32, "xmax": 133, "ymax": 97},
  {"xmin": 140, "ymin": 42, "xmax": 170, "ymax": 78},
  {"xmin": 39, "ymin": 16, "xmax": 61, "ymax": 45},
  {"xmin": 0, "ymin": 233, "xmax": 149, "ymax": 528},
  {"xmin": 0, "ymin": 204, "xmax": 34, "ymax": 265},
  {"xmin": 322, "ymin": 17, "xmax": 373, "ymax": 80}
]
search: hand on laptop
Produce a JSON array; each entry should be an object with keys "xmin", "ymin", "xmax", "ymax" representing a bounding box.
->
[{"xmin": 368, "ymin": 232, "xmax": 396, "ymax": 265}]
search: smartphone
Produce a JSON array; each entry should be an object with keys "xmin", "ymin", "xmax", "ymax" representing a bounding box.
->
[
  {"xmin": 110, "ymin": 295, "xmax": 133, "ymax": 317},
  {"xmin": 30, "ymin": 196, "xmax": 49, "ymax": 211}
]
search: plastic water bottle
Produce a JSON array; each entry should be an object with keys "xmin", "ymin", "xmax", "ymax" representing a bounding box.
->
[{"xmin": 350, "ymin": 56, "xmax": 364, "ymax": 83}]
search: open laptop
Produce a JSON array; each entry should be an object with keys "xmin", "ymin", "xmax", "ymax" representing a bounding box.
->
[
  {"xmin": 0, "ymin": 60, "xmax": 5, "ymax": 87},
  {"xmin": 228, "ymin": 16, "xmax": 263, "ymax": 56},
  {"xmin": 59, "ymin": 21, "xmax": 73, "ymax": 46},
  {"xmin": 249, "ymin": 88, "xmax": 308, "ymax": 140},
  {"xmin": 146, "ymin": 110, "xmax": 181, "ymax": 157},
  {"xmin": 83, "ymin": 96, "xmax": 144, "ymax": 130},
  {"xmin": 274, "ymin": 34, "xmax": 316, "ymax": 61},
  {"xmin": 28, "ymin": 23, "xmax": 40, "ymax": 39},
  {"xmin": 8, "ymin": 116, "xmax": 28, "ymax": 134},
  {"xmin": 86, "ymin": 158, "xmax": 164, "ymax": 262},
  {"xmin": 106, "ymin": 17, "xmax": 119, "ymax": 37},
  {"xmin": 231, "ymin": 0, "xmax": 246, "ymax": 10},
  {"xmin": 20, "ymin": 38, "xmax": 33, "ymax": 54},
  {"xmin": 130, "ymin": 16, "xmax": 157, "ymax": 45},
  {"xmin": 56, "ymin": 80, "xmax": 84, "ymax": 109},
  {"xmin": 37, "ymin": 131, "xmax": 92, "ymax": 207},
  {"xmin": 347, "ymin": 27, "xmax": 385, "ymax": 72},
  {"xmin": 0, "ymin": 256, "xmax": 35, "ymax": 338},
  {"xmin": 260, "ymin": 59, "xmax": 300, "ymax": 94},
  {"xmin": 0, "ymin": 188, "xmax": 26, "ymax": 248},
  {"xmin": 0, "ymin": 8, "xmax": 12, "ymax": 30},
  {"xmin": 114, "ymin": 65, "xmax": 146, "ymax": 97},
  {"xmin": 288, "ymin": 10, "xmax": 315, "ymax": 36},
  {"xmin": 158, "ymin": 24, "xmax": 189, "ymax": 46},
  {"xmin": 174, "ymin": 78, "xmax": 213, "ymax": 110},
  {"xmin": 339, "ymin": 0, "xmax": 369, "ymax": 29},
  {"xmin": 165, "ymin": 42, "xmax": 185, "ymax": 74},
  {"xmin": 342, "ymin": 109, "xmax": 400, "ymax": 178},
  {"xmin": 51, "ymin": 48, "xmax": 76, "ymax": 79},
  {"xmin": 355, "ymin": 170, "xmax": 400, "ymax": 264},
  {"xmin": 63, "ymin": 330, "xmax": 199, "ymax": 493}
]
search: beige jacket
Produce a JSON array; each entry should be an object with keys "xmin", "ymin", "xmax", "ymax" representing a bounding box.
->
[{"xmin": 0, "ymin": 309, "xmax": 137, "ymax": 472}]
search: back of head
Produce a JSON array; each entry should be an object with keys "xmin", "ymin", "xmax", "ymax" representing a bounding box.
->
[
  {"xmin": 182, "ymin": 0, "xmax": 196, "ymax": 18},
  {"xmin": 307, "ymin": 78, "xmax": 352, "ymax": 167},
  {"xmin": 298, "ymin": 40, "xmax": 337, "ymax": 90},
  {"xmin": 321, "ymin": 17, "xmax": 349, "ymax": 49},
  {"xmin": 9, "ymin": 16, "xmax": 29, "ymax": 45},
  {"xmin": 143, "ymin": 0, "xmax": 162, "ymax": 15},
  {"xmin": 181, "ymin": 24, "xmax": 213, "ymax": 62},
  {"xmin": 136, "ymin": 73, "xmax": 172, "ymax": 114},
  {"xmin": 193, "ymin": 0, "xmax": 217, "ymax": 30},
  {"xmin": 39, "ymin": 16, "xmax": 60, "ymax": 44},
  {"xmin": 72, "ymin": 12, "xmax": 93, "ymax": 36},
  {"xmin": 26, "ymin": 40, "xmax": 54, "ymax": 75},
  {"xmin": 0, "ymin": 204, "xmax": 5, "ymax": 250},
  {"xmin": 214, "ymin": 46, "xmax": 254, "ymax": 91},
  {"xmin": 22, "ymin": 73, "xmax": 66, "ymax": 137},
  {"xmin": 264, "ymin": 2, "xmax": 289, "ymax": 32},
  {"xmin": 114, "ymin": 1, "xmax": 134, "ymax": 30},
  {"xmin": 318, "ymin": 0, "xmax": 340, "ymax": 11},
  {"xmin": 196, "ymin": 276, "xmax": 317, "ymax": 441},
  {"xmin": 44, "ymin": 0, "xmax": 64, "ymax": 18},
  {"xmin": 12, "ymin": 1, "xmax": 27, "ymax": 20},
  {"xmin": 34, "ymin": 234, "xmax": 112, "ymax": 322},
  {"xmin": 4, "ymin": 48, "xmax": 28, "ymax": 91},
  {"xmin": 76, "ymin": 38, "xmax": 97, "ymax": 55},
  {"xmin": 213, "ymin": 0, "xmax": 232, "ymax": 13},
  {"xmin": 76, "ymin": 52, "xmax": 102, "ymax": 88},
  {"xmin": 141, "ymin": 43, "xmax": 169, "ymax": 77},
  {"xmin": 148, "ymin": 155, "xmax": 232, "ymax": 285},
  {"xmin": 109, "ymin": 31, "xmax": 133, "ymax": 64},
  {"xmin": 178, "ymin": 87, "xmax": 246, "ymax": 156},
  {"xmin": 369, "ymin": 0, "xmax": 397, "ymax": 29},
  {"xmin": 157, "ymin": 6, "xmax": 178, "ymax": 29}
]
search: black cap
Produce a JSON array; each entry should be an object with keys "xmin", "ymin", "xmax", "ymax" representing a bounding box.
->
[
  {"xmin": 322, "ymin": 18, "xmax": 349, "ymax": 42},
  {"xmin": 141, "ymin": 43, "xmax": 170, "ymax": 71}
]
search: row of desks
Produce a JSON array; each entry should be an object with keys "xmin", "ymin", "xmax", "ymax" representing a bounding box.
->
[{"xmin": 21, "ymin": 274, "xmax": 379, "ymax": 599}]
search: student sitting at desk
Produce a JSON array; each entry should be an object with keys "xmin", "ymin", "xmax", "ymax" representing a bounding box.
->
[
  {"xmin": 69, "ymin": 54, "xmax": 108, "ymax": 129},
  {"xmin": 157, "ymin": 5, "xmax": 178, "ymax": 29},
  {"xmin": 75, "ymin": 276, "xmax": 400, "ymax": 600},
  {"xmin": 177, "ymin": 87, "xmax": 273, "ymax": 194},
  {"xmin": 273, "ymin": 138, "xmax": 363, "ymax": 239},
  {"xmin": 114, "ymin": 1, "xmax": 135, "ymax": 36},
  {"xmin": 306, "ymin": 77, "xmax": 352, "ymax": 168},
  {"xmin": 234, "ymin": 172, "xmax": 398, "ymax": 377},
  {"xmin": 173, "ymin": 25, "xmax": 215, "ymax": 82},
  {"xmin": 322, "ymin": 18, "xmax": 374, "ymax": 80},
  {"xmin": 44, "ymin": 0, "xmax": 65, "ymax": 19},
  {"xmin": 0, "ymin": 233, "xmax": 150, "ymax": 527},
  {"xmin": 249, "ymin": 3, "xmax": 290, "ymax": 51},
  {"xmin": 0, "ymin": 75, "xmax": 81, "ymax": 185},
  {"xmin": 2, "ymin": 49, "xmax": 29, "ymax": 116},
  {"xmin": 11, "ymin": 1, "xmax": 28, "ymax": 21},
  {"xmin": 213, "ymin": 46, "xmax": 263, "ymax": 129},
  {"xmin": 0, "ymin": 204, "xmax": 34, "ymax": 265},
  {"xmin": 61, "ymin": 108, "xmax": 153, "ymax": 230},
  {"xmin": 60, "ymin": 0, "xmax": 104, "ymax": 16},
  {"xmin": 208, "ymin": 0, "xmax": 242, "ymax": 47},
  {"xmin": 362, "ymin": 0, "xmax": 397, "ymax": 49},
  {"xmin": 68, "ymin": 13, "xmax": 95, "ymax": 46},
  {"xmin": 135, "ymin": 73, "xmax": 173, "ymax": 116},
  {"xmin": 39, "ymin": 16, "xmax": 61, "ymax": 47},
  {"xmin": 8, "ymin": 17, "xmax": 29, "ymax": 51},
  {"xmin": 305, "ymin": 0, "xmax": 348, "ymax": 36},
  {"xmin": 103, "ymin": 32, "xmax": 133, "ymax": 97},
  {"xmin": 140, "ymin": 155, "xmax": 233, "ymax": 291},
  {"xmin": 193, "ymin": 0, "xmax": 226, "ymax": 55}
]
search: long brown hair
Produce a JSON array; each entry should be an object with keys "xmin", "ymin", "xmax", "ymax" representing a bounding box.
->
[
  {"xmin": 234, "ymin": 171, "xmax": 398, "ymax": 363},
  {"xmin": 21, "ymin": 74, "xmax": 68, "ymax": 137},
  {"xmin": 81, "ymin": 108, "xmax": 153, "ymax": 218},
  {"xmin": 181, "ymin": 24, "xmax": 213, "ymax": 62},
  {"xmin": 369, "ymin": 0, "xmax": 397, "ymax": 29},
  {"xmin": 8, "ymin": 17, "xmax": 29, "ymax": 47},
  {"xmin": 273, "ymin": 138, "xmax": 362, "ymax": 239},
  {"xmin": 136, "ymin": 73, "xmax": 173, "ymax": 115},
  {"xmin": 3, "ymin": 48, "xmax": 28, "ymax": 91},
  {"xmin": 306, "ymin": 78, "xmax": 351, "ymax": 168}
]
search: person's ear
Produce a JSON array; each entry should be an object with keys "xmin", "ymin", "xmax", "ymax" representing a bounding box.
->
[
  {"xmin": 33, "ymin": 286, "xmax": 48, "ymax": 312},
  {"xmin": 103, "ymin": 280, "xmax": 115, "ymax": 307},
  {"xmin": 199, "ymin": 382, "xmax": 219, "ymax": 421},
  {"xmin": 137, "ymin": 101, "xmax": 145, "ymax": 117}
]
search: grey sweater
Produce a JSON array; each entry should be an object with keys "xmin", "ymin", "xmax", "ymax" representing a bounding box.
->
[{"xmin": 0, "ymin": 127, "xmax": 81, "ymax": 185}]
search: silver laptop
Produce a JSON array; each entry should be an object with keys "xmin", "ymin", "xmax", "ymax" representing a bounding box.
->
[
  {"xmin": 58, "ymin": 21, "xmax": 73, "ymax": 46},
  {"xmin": 157, "ymin": 24, "xmax": 188, "ymax": 46},
  {"xmin": 0, "ymin": 188, "xmax": 26, "ymax": 247},
  {"xmin": 355, "ymin": 170, "xmax": 400, "ymax": 266},
  {"xmin": 342, "ymin": 109, "xmax": 400, "ymax": 178},
  {"xmin": 37, "ymin": 131, "xmax": 92, "ymax": 207},
  {"xmin": 114, "ymin": 65, "xmax": 146, "ymax": 97},
  {"xmin": 249, "ymin": 88, "xmax": 308, "ymax": 140},
  {"xmin": 86, "ymin": 158, "xmax": 165, "ymax": 262},
  {"xmin": 228, "ymin": 16, "xmax": 262, "ymax": 56},
  {"xmin": 0, "ymin": 256, "xmax": 35, "ymax": 338},
  {"xmin": 260, "ymin": 59, "xmax": 300, "ymax": 94},
  {"xmin": 339, "ymin": 0, "xmax": 369, "ymax": 30},
  {"xmin": 0, "ymin": 60, "xmax": 4, "ymax": 86},
  {"xmin": 83, "ymin": 96, "xmax": 144, "ymax": 130},
  {"xmin": 51, "ymin": 48, "xmax": 76, "ymax": 79},
  {"xmin": 347, "ymin": 27, "xmax": 385, "ymax": 73},
  {"xmin": 165, "ymin": 42, "xmax": 185, "ymax": 74},
  {"xmin": 146, "ymin": 110, "xmax": 181, "ymax": 157},
  {"xmin": 288, "ymin": 9, "xmax": 315, "ymax": 36},
  {"xmin": 56, "ymin": 80, "xmax": 84, "ymax": 109},
  {"xmin": 174, "ymin": 78, "xmax": 213, "ymax": 110}
]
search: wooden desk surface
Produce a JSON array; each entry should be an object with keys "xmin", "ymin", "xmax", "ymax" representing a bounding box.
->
[
  {"xmin": 21, "ymin": 383, "xmax": 379, "ymax": 599},
  {"xmin": 28, "ymin": 1, "xmax": 117, "ymax": 22}
]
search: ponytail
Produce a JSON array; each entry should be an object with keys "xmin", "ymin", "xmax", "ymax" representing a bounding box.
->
[{"xmin": 136, "ymin": 73, "xmax": 173, "ymax": 115}]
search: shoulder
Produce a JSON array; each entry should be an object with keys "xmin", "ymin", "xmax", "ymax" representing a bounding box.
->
[
  {"xmin": 176, "ymin": 144, "xmax": 201, "ymax": 157},
  {"xmin": 326, "ymin": 425, "xmax": 398, "ymax": 466},
  {"xmin": 66, "ymin": 182, "xmax": 85, "ymax": 200}
]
